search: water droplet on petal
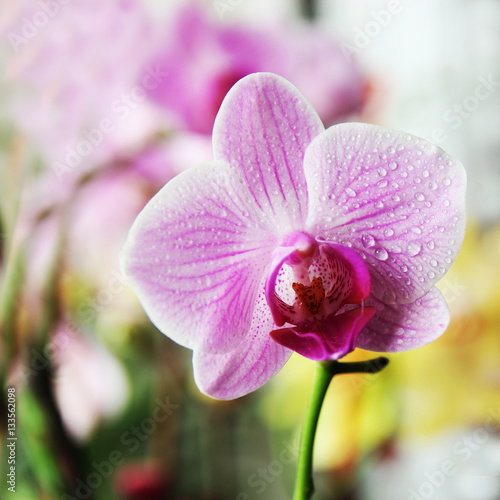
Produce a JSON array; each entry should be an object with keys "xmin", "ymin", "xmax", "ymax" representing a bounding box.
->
[
  {"xmin": 384, "ymin": 228, "xmax": 394, "ymax": 237},
  {"xmin": 382, "ymin": 290, "xmax": 397, "ymax": 303},
  {"xmin": 392, "ymin": 194, "xmax": 400, "ymax": 202},
  {"xmin": 400, "ymin": 264, "xmax": 408, "ymax": 272},
  {"xmin": 427, "ymin": 271, "xmax": 436, "ymax": 279},
  {"xmin": 427, "ymin": 240, "xmax": 435, "ymax": 249},
  {"xmin": 429, "ymin": 181, "xmax": 438, "ymax": 191},
  {"xmin": 346, "ymin": 187, "xmax": 356, "ymax": 197},
  {"xmin": 378, "ymin": 167, "xmax": 387, "ymax": 177},
  {"xmin": 389, "ymin": 161, "xmax": 398, "ymax": 170},
  {"xmin": 443, "ymin": 178, "xmax": 451, "ymax": 186},
  {"xmin": 407, "ymin": 242, "xmax": 421, "ymax": 256},
  {"xmin": 362, "ymin": 234, "xmax": 376, "ymax": 248},
  {"xmin": 442, "ymin": 199, "xmax": 450, "ymax": 207},
  {"xmin": 374, "ymin": 247, "xmax": 389, "ymax": 261},
  {"xmin": 377, "ymin": 179, "xmax": 388, "ymax": 188},
  {"xmin": 415, "ymin": 192, "xmax": 425, "ymax": 201},
  {"xmin": 411, "ymin": 227, "xmax": 422, "ymax": 234},
  {"xmin": 375, "ymin": 200, "xmax": 384, "ymax": 209},
  {"xmin": 422, "ymin": 170, "xmax": 429, "ymax": 178}
]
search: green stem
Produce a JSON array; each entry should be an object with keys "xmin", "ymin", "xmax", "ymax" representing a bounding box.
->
[
  {"xmin": 293, "ymin": 362, "xmax": 333, "ymax": 500},
  {"xmin": 0, "ymin": 246, "xmax": 26, "ymax": 380},
  {"xmin": 292, "ymin": 357, "xmax": 389, "ymax": 500}
]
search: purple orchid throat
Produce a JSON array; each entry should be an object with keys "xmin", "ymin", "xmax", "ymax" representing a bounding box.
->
[
  {"xmin": 265, "ymin": 231, "xmax": 374, "ymax": 362},
  {"xmin": 121, "ymin": 73, "xmax": 466, "ymax": 399}
]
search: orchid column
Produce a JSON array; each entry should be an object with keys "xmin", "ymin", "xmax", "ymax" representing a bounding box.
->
[{"xmin": 121, "ymin": 73, "xmax": 466, "ymax": 498}]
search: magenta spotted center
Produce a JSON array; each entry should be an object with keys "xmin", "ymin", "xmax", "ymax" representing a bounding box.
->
[{"xmin": 265, "ymin": 232, "xmax": 375, "ymax": 361}]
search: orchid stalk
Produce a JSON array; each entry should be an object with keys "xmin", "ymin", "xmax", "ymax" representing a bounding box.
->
[
  {"xmin": 121, "ymin": 73, "xmax": 466, "ymax": 496},
  {"xmin": 293, "ymin": 357, "xmax": 389, "ymax": 500}
]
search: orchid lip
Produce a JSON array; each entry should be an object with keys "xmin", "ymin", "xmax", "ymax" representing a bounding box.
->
[{"xmin": 269, "ymin": 305, "xmax": 376, "ymax": 362}]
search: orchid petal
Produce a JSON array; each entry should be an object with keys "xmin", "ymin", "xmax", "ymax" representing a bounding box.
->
[
  {"xmin": 213, "ymin": 72, "xmax": 325, "ymax": 233},
  {"xmin": 193, "ymin": 290, "xmax": 292, "ymax": 399},
  {"xmin": 120, "ymin": 160, "xmax": 278, "ymax": 354},
  {"xmin": 304, "ymin": 123, "xmax": 466, "ymax": 304},
  {"xmin": 356, "ymin": 287, "xmax": 450, "ymax": 352},
  {"xmin": 270, "ymin": 306, "xmax": 375, "ymax": 361}
]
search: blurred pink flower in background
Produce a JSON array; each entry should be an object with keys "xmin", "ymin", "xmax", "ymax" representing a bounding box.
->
[
  {"xmin": 53, "ymin": 325, "xmax": 129, "ymax": 441},
  {"xmin": 130, "ymin": 132, "xmax": 214, "ymax": 187},
  {"xmin": 2, "ymin": 1, "xmax": 369, "ymax": 216},
  {"xmin": 144, "ymin": 5, "xmax": 367, "ymax": 135},
  {"xmin": 66, "ymin": 170, "xmax": 151, "ymax": 282},
  {"xmin": 4, "ymin": 0, "xmax": 161, "ymax": 181}
]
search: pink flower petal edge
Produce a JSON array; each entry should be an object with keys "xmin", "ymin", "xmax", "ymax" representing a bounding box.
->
[
  {"xmin": 356, "ymin": 286, "xmax": 450, "ymax": 352},
  {"xmin": 192, "ymin": 282, "xmax": 292, "ymax": 400}
]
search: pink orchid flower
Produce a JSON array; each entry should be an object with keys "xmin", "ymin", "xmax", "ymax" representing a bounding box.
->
[{"xmin": 121, "ymin": 73, "xmax": 466, "ymax": 400}]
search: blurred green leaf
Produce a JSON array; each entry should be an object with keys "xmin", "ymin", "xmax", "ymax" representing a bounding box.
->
[{"xmin": 17, "ymin": 387, "xmax": 65, "ymax": 498}]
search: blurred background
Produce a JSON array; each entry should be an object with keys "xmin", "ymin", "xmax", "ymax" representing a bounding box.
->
[{"xmin": 1, "ymin": 0, "xmax": 499, "ymax": 499}]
